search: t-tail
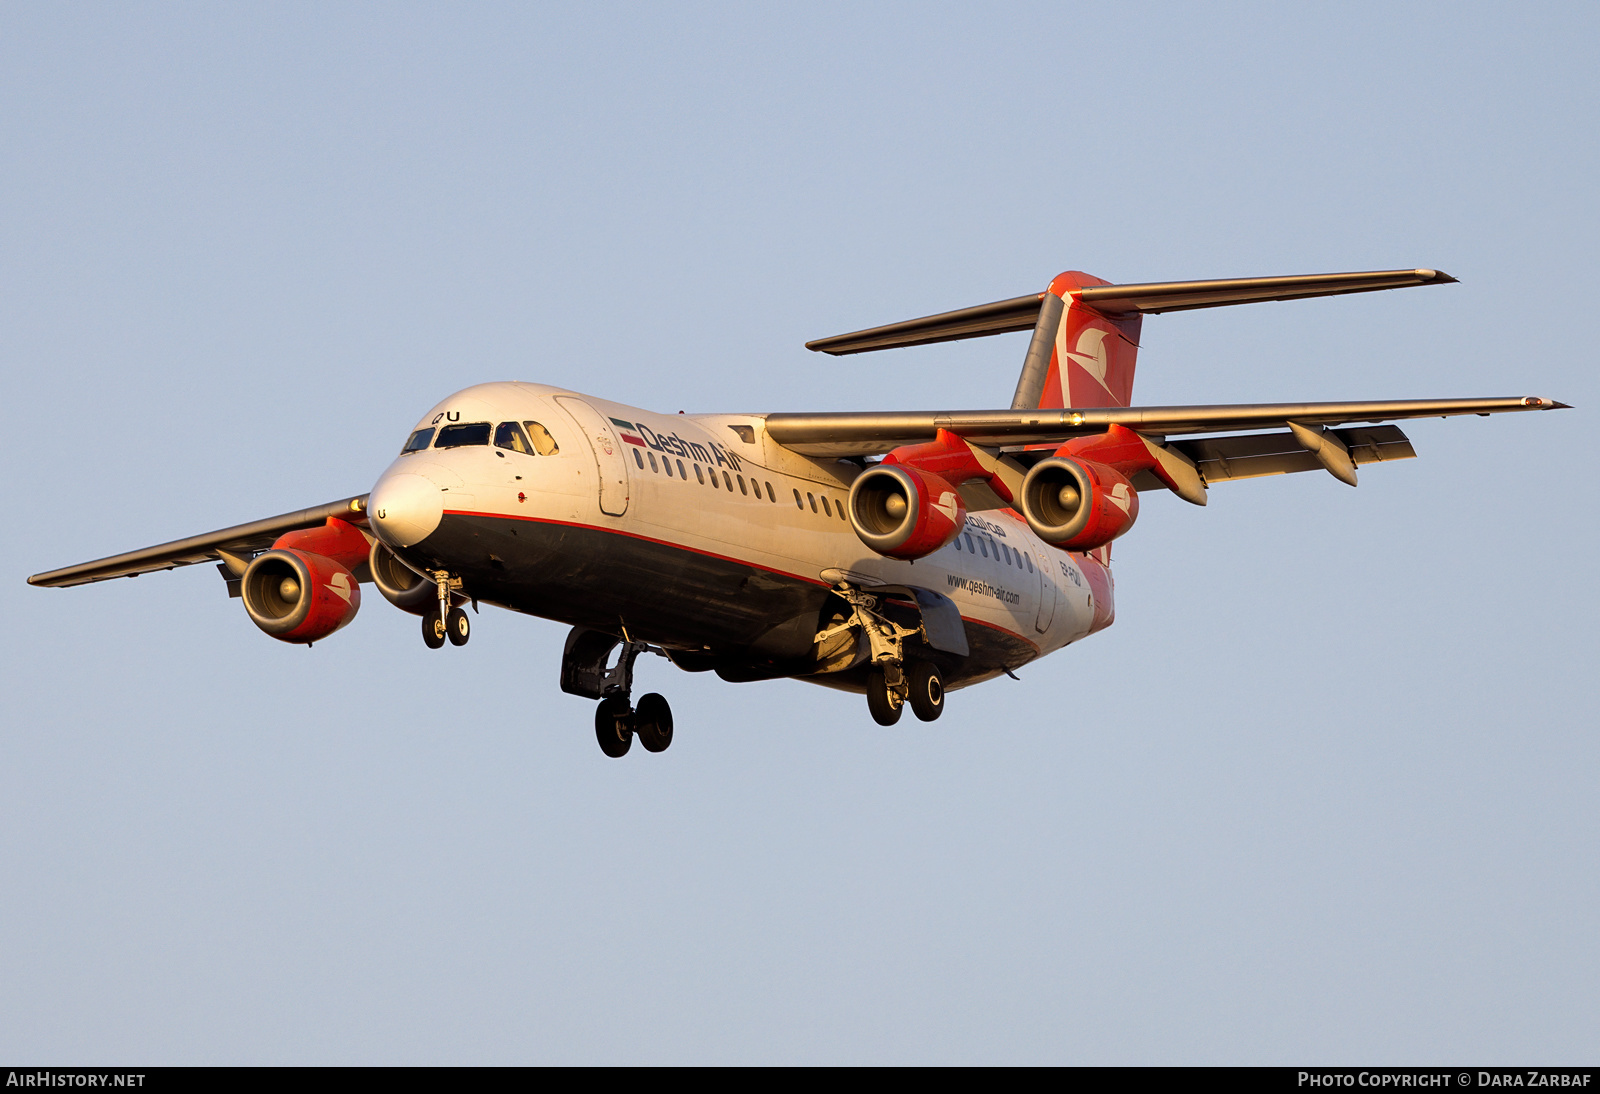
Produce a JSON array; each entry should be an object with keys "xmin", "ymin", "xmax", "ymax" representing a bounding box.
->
[{"xmin": 804, "ymin": 266, "xmax": 1459, "ymax": 411}]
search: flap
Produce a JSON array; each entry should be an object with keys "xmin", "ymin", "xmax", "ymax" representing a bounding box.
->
[{"xmin": 1126, "ymin": 426, "xmax": 1417, "ymax": 488}]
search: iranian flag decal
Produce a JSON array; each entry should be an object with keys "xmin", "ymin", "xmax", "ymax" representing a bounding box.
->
[{"xmin": 609, "ymin": 418, "xmax": 645, "ymax": 446}]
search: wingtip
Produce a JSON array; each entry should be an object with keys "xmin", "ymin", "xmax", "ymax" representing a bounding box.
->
[
  {"xmin": 1550, "ymin": 400, "xmax": 1573, "ymax": 409},
  {"xmin": 1418, "ymin": 268, "xmax": 1458, "ymax": 284}
]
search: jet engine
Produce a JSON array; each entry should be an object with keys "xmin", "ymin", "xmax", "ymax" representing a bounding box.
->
[
  {"xmin": 241, "ymin": 549, "xmax": 361, "ymax": 643},
  {"xmin": 1019, "ymin": 457, "xmax": 1138, "ymax": 550},
  {"xmin": 847, "ymin": 464, "xmax": 967, "ymax": 560},
  {"xmin": 369, "ymin": 540, "xmax": 439, "ymax": 615}
]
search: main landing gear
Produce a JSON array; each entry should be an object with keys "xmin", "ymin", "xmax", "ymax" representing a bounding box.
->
[
  {"xmin": 865, "ymin": 660, "xmax": 943, "ymax": 726},
  {"xmin": 420, "ymin": 571, "xmax": 471, "ymax": 650},
  {"xmin": 594, "ymin": 691, "xmax": 674, "ymax": 758},
  {"xmin": 824, "ymin": 583, "xmax": 947, "ymax": 727},
  {"xmin": 562, "ymin": 626, "xmax": 676, "ymax": 759}
]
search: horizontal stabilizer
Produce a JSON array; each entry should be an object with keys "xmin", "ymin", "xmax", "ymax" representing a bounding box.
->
[
  {"xmin": 805, "ymin": 269, "xmax": 1456, "ymax": 355},
  {"xmin": 763, "ymin": 397, "xmax": 1565, "ymax": 458}
]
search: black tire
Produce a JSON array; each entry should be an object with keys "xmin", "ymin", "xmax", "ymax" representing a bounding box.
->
[
  {"xmin": 908, "ymin": 661, "xmax": 945, "ymax": 722},
  {"xmin": 421, "ymin": 607, "xmax": 447, "ymax": 649},
  {"xmin": 634, "ymin": 692, "xmax": 674, "ymax": 753},
  {"xmin": 594, "ymin": 696, "xmax": 633, "ymax": 758},
  {"xmin": 866, "ymin": 668, "xmax": 903, "ymax": 726},
  {"xmin": 446, "ymin": 606, "xmax": 471, "ymax": 646}
]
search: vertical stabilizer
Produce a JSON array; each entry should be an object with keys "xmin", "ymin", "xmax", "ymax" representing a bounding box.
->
[{"xmin": 1010, "ymin": 272, "xmax": 1143, "ymax": 410}]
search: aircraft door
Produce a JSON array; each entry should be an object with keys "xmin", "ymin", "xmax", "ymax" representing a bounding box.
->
[
  {"xmin": 555, "ymin": 397, "xmax": 630, "ymax": 516},
  {"xmin": 1032, "ymin": 544, "xmax": 1057, "ymax": 633}
]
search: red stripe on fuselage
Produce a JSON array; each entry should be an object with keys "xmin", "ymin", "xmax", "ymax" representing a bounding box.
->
[{"xmin": 439, "ymin": 507, "xmax": 1041, "ymax": 652}]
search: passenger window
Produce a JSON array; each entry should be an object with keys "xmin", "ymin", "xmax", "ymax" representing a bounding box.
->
[
  {"xmin": 838, "ymin": 504, "xmax": 847, "ymax": 521},
  {"xmin": 766, "ymin": 482, "xmax": 776, "ymax": 503},
  {"xmin": 723, "ymin": 471, "xmax": 734, "ymax": 491},
  {"xmin": 1002, "ymin": 544, "xmax": 1012, "ymax": 565},
  {"xmin": 677, "ymin": 460, "xmax": 687, "ymax": 478},
  {"xmin": 494, "ymin": 421, "xmax": 534, "ymax": 455},
  {"xmin": 737, "ymin": 475, "xmax": 748, "ymax": 496},
  {"xmin": 401, "ymin": 428, "xmax": 435, "ymax": 454},
  {"xmin": 710, "ymin": 470, "xmax": 720, "ymax": 488},
  {"xmin": 794, "ymin": 488, "xmax": 803, "ymax": 509},
  {"xmin": 954, "ymin": 536, "xmax": 963, "ymax": 552},
  {"xmin": 435, "ymin": 422, "xmax": 492, "ymax": 448},
  {"xmin": 979, "ymin": 538, "xmax": 988, "ymax": 558},
  {"xmin": 964, "ymin": 533, "xmax": 974, "ymax": 552},
  {"xmin": 523, "ymin": 422, "xmax": 559, "ymax": 456},
  {"xmin": 634, "ymin": 449, "xmax": 644, "ymax": 469},
  {"xmin": 807, "ymin": 493, "xmax": 817, "ymax": 513},
  {"xmin": 820, "ymin": 496, "xmax": 831, "ymax": 517},
  {"xmin": 663, "ymin": 458, "xmax": 673, "ymax": 478},
  {"xmin": 695, "ymin": 465, "xmax": 705, "ymax": 484},
  {"xmin": 1025, "ymin": 554, "xmax": 1034, "ymax": 573},
  {"xmin": 648, "ymin": 452, "xmax": 659, "ymax": 473}
]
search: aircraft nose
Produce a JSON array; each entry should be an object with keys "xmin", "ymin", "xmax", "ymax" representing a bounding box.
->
[{"xmin": 369, "ymin": 472, "xmax": 445, "ymax": 548}]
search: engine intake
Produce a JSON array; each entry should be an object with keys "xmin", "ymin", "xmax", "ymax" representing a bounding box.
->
[
  {"xmin": 369, "ymin": 540, "xmax": 439, "ymax": 615},
  {"xmin": 848, "ymin": 465, "xmax": 966, "ymax": 560},
  {"xmin": 241, "ymin": 549, "xmax": 360, "ymax": 643},
  {"xmin": 1020, "ymin": 457, "xmax": 1138, "ymax": 550}
]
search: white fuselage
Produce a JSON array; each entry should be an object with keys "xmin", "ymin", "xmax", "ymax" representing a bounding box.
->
[{"xmin": 368, "ymin": 382, "xmax": 1111, "ymax": 688}]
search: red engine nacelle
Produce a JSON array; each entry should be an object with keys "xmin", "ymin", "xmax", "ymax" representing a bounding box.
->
[
  {"xmin": 241, "ymin": 549, "xmax": 361, "ymax": 644},
  {"xmin": 847, "ymin": 464, "xmax": 967, "ymax": 560},
  {"xmin": 1019, "ymin": 456, "xmax": 1138, "ymax": 550}
]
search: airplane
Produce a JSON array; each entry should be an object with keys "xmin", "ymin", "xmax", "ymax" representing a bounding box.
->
[{"xmin": 27, "ymin": 267, "xmax": 1568, "ymax": 757}]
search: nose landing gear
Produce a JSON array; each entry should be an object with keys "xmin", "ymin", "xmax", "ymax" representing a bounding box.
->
[{"xmin": 420, "ymin": 571, "xmax": 471, "ymax": 649}]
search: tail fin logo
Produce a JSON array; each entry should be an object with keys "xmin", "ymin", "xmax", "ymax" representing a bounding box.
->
[{"xmin": 1062, "ymin": 326, "xmax": 1114, "ymax": 394}]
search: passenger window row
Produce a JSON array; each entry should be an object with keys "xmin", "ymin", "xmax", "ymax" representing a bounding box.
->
[
  {"xmin": 792, "ymin": 487, "xmax": 848, "ymax": 523},
  {"xmin": 953, "ymin": 531, "xmax": 1034, "ymax": 573},
  {"xmin": 633, "ymin": 448, "xmax": 781, "ymax": 504}
]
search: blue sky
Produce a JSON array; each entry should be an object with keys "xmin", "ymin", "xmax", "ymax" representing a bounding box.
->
[{"xmin": 2, "ymin": 2, "xmax": 1595, "ymax": 1063}]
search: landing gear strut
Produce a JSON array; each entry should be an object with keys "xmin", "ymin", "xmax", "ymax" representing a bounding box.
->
[
  {"xmin": 421, "ymin": 571, "xmax": 469, "ymax": 649},
  {"xmin": 562, "ymin": 627, "xmax": 676, "ymax": 758},
  {"xmin": 820, "ymin": 583, "xmax": 948, "ymax": 726}
]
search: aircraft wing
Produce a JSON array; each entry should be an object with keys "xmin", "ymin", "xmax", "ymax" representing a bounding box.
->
[
  {"xmin": 27, "ymin": 496, "xmax": 370, "ymax": 588},
  {"xmin": 763, "ymin": 397, "xmax": 1567, "ymax": 457}
]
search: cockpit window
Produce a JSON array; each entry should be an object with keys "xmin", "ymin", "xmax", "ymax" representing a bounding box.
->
[
  {"xmin": 401, "ymin": 428, "xmax": 435, "ymax": 454},
  {"xmin": 494, "ymin": 421, "xmax": 535, "ymax": 454},
  {"xmin": 524, "ymin": 421, "xmax": 559, "ymax": 456},
  {"xmin": 434, "ymin": 422, "xmax": 492, "ymax": 448}
]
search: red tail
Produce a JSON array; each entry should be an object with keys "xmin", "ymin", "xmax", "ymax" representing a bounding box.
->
[{"xmin": 1034, "ymin": 271, "xmax": 1143, "ymax": 409}]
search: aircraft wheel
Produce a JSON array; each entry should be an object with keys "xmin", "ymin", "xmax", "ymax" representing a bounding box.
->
[
  {"xmin": 595, "ymin": 697, "xmax": 634, "ymax": 758},
  {"xmin": 634, "ymin": 692, "xmax": 674, "ymax": 753},
  {"xmin": 422, "ymin": 608, "xmax": 447, "ymax": 649},
  {"xmin": 908, "ymin": 662, "xmax": 945, "ymax": 722},
  {"xmin": 446, "ymin": 606, "xmax": 471, "ymax": 646},
  {"xmin": 866, "ymin": 669, "xmax": 903, "ymax": 726}
]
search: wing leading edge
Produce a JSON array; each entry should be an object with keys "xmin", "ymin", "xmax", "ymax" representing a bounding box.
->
[
  {"xmin": 27, "ymin": 496, "xmax": 370, "ymax": 588},
  {"xmin": 763, "ymin": 397, "xmax": 1567, "ymax": 458}
]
